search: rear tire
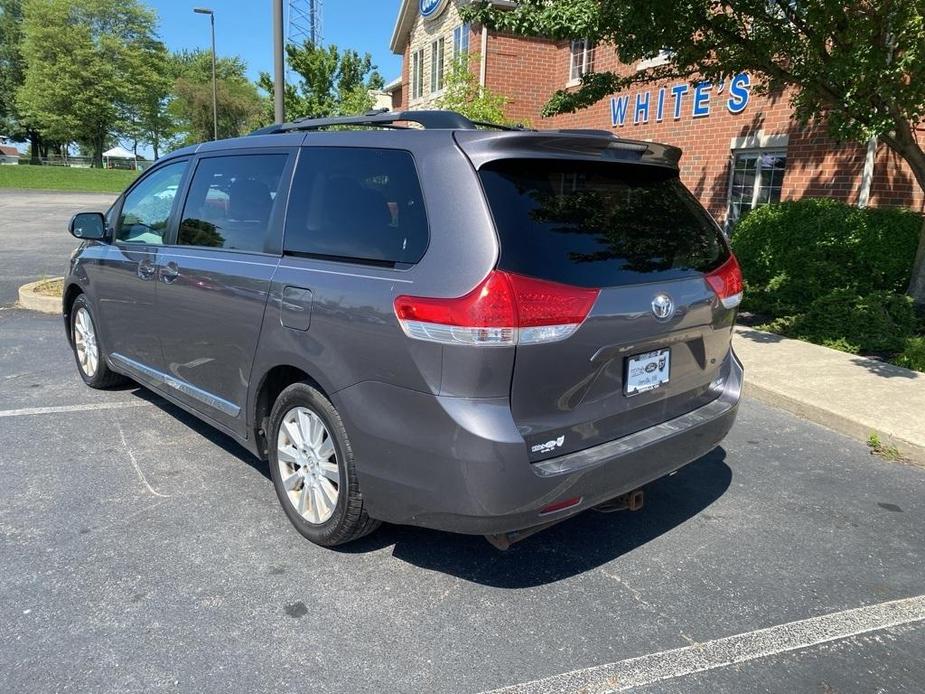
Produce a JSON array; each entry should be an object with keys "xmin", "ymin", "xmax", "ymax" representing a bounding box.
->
[
  {"xmin": 267, "ymin": 382, "xmax": 380, "ymax": 547},
  {"xmin": 70, "ymin": 295, "xmax": 126, "ymax": 389}
]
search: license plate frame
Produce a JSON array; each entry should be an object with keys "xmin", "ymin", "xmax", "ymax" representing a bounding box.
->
[{"xmin": 624, "ymin": 348, "xmax": 671, "ymax": 396}]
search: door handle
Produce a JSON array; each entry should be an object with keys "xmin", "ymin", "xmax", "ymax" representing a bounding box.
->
[
  {"xmin": 137, "ymin": 259, "xmax": 156, "ymax": 280},
  {"xmin": 160, "ymin": 261, "xmax": 180, "ymax": 284}
]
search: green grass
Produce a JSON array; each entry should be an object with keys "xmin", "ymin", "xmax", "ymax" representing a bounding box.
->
[
  {"xmin": 866, "ymin": 432, "xmax": 906, "ymax": 463},
  {"xmin": 0, "ymin": 164, "xmax": 138, "ymax": 193}
]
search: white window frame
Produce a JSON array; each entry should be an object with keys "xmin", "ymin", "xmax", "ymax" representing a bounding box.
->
[
  {"xmin": 568, "ymin": 39, "xmax": 594, "ymax": 86},
  {"xmin": 430, "ymin": 37, "xmax": 445, "ymax": 94},
  {"xmin": 411, "ymin": 48, "xmax": 425, "ymax": 101},
  {"xmin": 453, "ymin": 24, "xmax": 470, "ymax": 60},
  {"xmin": 726, "ymin": 148, "xmax": 788, "ymax": 226}
]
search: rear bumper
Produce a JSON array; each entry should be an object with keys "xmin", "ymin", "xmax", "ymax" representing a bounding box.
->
[{"xmin": 335, "ymin": 349, "xmax": 743, "ymax": 535}]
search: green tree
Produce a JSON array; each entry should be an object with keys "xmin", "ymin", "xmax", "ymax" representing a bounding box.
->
[
  {"xmin": 125, "ymin": 36, "xmax": 174, "ymax": 160},
  {"xmin": 436, "ymin": 55, "xmax": 509, "ymax": 125},
  {"xmin": 170, "ymin": 49, "xmax": 263, "ymax": 144},
  {"xmin": 258, "ymin": 41, "xmax": 384, "ymax": 120},
  {"xmin": 462, "ymin": 0, "xmax": 925, "ymax": 304},
  {"xmin": 0, "ymin": 0, "xmax": 43, "ymax": 162},
  {"xmin": 16, "ymin": 0, "xmax": 160, "ymax": 167}
]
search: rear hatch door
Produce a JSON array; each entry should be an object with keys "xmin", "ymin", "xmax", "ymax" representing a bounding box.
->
[{"xmin": 478, "ymin": 158, "xmax": 736, "ymax": 460}]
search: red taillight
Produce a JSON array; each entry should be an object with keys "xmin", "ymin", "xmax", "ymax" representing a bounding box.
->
[
  {"xmin": 394, "ymin": 271, "xmax": 600, "ymax": 346},
  {"xmin": 705, "ymin": 254, "xmax": 744, "ymax": 309}
]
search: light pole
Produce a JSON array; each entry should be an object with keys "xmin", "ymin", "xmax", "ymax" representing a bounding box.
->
[
  {"xmin": 272, "ymin": 0, "xmax": 285, "ymax": 124},
  {"xmin": 194, "ymin": 7, "xmax": 218, "ymax": 140}
]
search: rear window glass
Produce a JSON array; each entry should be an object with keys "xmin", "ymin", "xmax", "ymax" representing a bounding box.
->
[
  {"xmin": 284, "ymin": 148, "xmax": 428, "ymax": 266},
  {"xmin": 479, "ymin": 159, "xmax": 728, "ymax": 288}
]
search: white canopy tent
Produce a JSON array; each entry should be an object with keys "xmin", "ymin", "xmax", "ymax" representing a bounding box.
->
[{"xmin": 103, "ymin": 146, "xmax": 136, "ymax": 169}]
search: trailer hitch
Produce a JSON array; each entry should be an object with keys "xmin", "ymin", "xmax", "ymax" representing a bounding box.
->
[{"xmin": 483, "ymin": 489, "xmax": 645, "ymax": 550}]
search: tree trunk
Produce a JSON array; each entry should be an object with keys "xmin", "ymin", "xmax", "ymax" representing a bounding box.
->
[
  {"xmin": 29, "ymin": 131, "xmax": 40, "ymax": 164},
  {"xmin": 883, "ymin": 134, "xmax": 925, "ymax": 307},
  {"xmin": 92, "ymin": 131, "xmax": 104, "ymax": 169},
  {"xmin": 152, "ymin": 132, "xmax": 159, "ymax": 161},
  {"xmin": 909, "ymin": 216, "xmax": 925, "ymax": 310}
]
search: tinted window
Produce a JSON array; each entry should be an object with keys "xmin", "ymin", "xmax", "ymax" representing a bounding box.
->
[
  {"xmin": 479, "ymin": 159, "xmax": 729, "ymax": 288},
  {"xmin": 178, "ymin": 154, "xmax": 288, "ymax": 252},
  {"xmin": 117, "ymin": 160, "xmax": 187, "ymax": 245},
  {"xmin": 284, "ymin": 148, "xmax": 428, "ymax": 266}
]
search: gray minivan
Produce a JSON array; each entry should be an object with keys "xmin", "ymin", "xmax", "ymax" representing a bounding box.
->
[{"xmin": 64, "ymin": 110, "xmax": 743, "ymax": 548}]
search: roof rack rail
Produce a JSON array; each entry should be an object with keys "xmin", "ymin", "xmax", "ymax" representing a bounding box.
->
[{"xmin": 249, "ymin": 109, "xmax": 526, "ymax": 135}]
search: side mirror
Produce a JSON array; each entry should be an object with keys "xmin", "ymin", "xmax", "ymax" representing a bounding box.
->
[{"xmin": 69, "ymin": 212, "xmax": 107, "ymax": 241}]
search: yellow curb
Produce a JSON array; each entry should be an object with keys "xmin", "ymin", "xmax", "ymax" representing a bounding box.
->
[{"xmin": 17, "ymin": 278, "xmax": 63, "ymax": 315}]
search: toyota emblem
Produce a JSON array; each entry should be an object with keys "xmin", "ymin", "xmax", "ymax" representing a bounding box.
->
[{"xmin": 651, "ymin": 293, "xmax": 675, "ymax": 321}]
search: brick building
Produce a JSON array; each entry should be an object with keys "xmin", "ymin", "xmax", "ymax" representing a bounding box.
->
[{"xmin": 389, "ymin": 0, "xmax": 923, "ymax": 227}]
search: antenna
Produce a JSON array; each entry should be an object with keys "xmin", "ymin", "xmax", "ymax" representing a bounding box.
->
[{"xmin": 287, "ymin": 0, "xmax": 323, "ymax": 47}]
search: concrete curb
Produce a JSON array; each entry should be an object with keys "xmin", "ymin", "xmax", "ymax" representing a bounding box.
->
[
  {"xmin": 18, "ymin": 278, "xmax": 62, "ymax": 315},
  {"xmin": 734, "ymin": 327, "xmax": 925, "ymax": 466},
  {"xmin": 741, "ymin": 380, "xmax": 925, "ymax": 465}
]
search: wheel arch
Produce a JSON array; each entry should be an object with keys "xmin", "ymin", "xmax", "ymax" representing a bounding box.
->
[
  {"xmin": 251, "ymin": 363, "xmax": 332, "ymax": 460},
  {"xmin": 62, "ymin": 282, "xmax": 84, "ymax": 345}
]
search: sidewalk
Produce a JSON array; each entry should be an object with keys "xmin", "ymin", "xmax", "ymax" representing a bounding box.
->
[{"xmin": 733, "ymin": 327, "xmax": 925, "ymax": 463}]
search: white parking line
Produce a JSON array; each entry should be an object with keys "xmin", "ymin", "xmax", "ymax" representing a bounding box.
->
[
  {"xmin": 0, "ymin": 401, "xmax": 151, "ymax": 418},
  {"xmin": 483, "ymin": 595, "xmax": 925, "ymax": 694}
]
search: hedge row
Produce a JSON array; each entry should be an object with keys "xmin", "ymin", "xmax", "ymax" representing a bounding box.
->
[{"xmin": 730, "ymin": 199, "xmax": 924, "ymax": 371}]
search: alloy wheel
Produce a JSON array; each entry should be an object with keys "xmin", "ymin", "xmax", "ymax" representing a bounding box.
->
[
  {"xmin": 276, "ymin": 406, "xmax": 340, "ymax": 525},
  {"xmin": 73, "ymin": 307, "xmax": 99, "ymax": 378}
]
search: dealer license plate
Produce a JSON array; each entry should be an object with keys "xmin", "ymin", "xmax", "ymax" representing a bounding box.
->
[{"xmin": 625, "ymin": 348, "xmax": 670, "ymax": 396}]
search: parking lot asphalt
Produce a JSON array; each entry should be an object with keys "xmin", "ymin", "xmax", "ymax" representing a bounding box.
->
[
  {"xmin": 2, "ymin": 190, "xmax": 925, "ymax": 692},
  {"xmin": 0, "ymin": 189, "xmax": 116, "ymax": 306},
  {"xmin": 1, "ymin": 307, "xmax": 924, "ymax": 693}
]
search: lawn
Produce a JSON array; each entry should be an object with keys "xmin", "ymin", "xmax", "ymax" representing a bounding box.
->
[{"xmin": 0, "ymin": 164, "xmax": 139, "ymax": 193}]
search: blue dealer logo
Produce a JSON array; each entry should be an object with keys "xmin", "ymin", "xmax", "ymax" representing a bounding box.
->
[{"xmin": 419, "ymin": 0, "xmax": 444, "ymax": 19}]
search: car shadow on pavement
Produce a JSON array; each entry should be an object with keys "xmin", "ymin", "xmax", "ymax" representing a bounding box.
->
[
  {"xmin": 126, "ymin": 385, "xmax": 730, "ymax": 586},
  {"xmin": 340, "ymin": 448, "xmax": 732, "ymax": 588},
  {"xmin": 129, "ymin": 387, "xmax": 272, "ymax": 481}
]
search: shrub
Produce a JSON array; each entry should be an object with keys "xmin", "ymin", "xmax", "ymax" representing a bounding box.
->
[
  {"xmin": 731, "ymin": 199, "xmax": 922, "ymax": 316},
  {"xmin": 893, "ymin": 336, "xmax": 925, "ymax": 372},
  {"xmin": 759, "ymin": 289, "xmax": 918, "ymax": 354}
]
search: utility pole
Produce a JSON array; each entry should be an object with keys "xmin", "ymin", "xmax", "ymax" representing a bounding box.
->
[
  {"xmin": 194, "ymin": 8, "xmax": 218, "ymax": 140},
  {"xmin": 273, "ymin": 0, "xmax": 286, "ymax": 124}
]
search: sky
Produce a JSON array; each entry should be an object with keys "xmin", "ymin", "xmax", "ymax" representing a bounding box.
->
[{"xmin": 147, "ymin": 0, "xmax": 404, "ymax": 84}]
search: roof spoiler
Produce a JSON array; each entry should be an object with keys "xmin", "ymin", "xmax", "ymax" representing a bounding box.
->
[{"xmin": 453, "ymin": 130, "xmax": 683, "ymax": 170}]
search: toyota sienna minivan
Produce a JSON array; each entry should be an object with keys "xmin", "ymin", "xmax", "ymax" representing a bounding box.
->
[{"xmin": 64, "ymin": 110, "xmax": 743, "ymax": 548}]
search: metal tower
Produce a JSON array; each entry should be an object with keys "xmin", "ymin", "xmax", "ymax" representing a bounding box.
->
[{"xmin": 288, "ymin": 0, "xmax": 323, "ymax": 47}]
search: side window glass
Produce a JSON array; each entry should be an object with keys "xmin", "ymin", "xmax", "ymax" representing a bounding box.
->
[
  {"xmin": 117, "ymin": 161, "xmax": 187, "ymax": 245},
  {"xmin": 178, "ymin": 154, "xmax": 288, "ymax": 253},
  {"xmin": 284, "ymin": 148, "xmax": 429, "ymax": 266}
]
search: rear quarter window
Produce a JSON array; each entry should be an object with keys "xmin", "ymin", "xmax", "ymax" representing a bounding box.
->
[
  {"xmin": 284, "ymin": 147, "xmax": 428, "ymax": 266},
  {"xmin": 479, "ymin": 159, "xmax": 728, "ymax": 288}
]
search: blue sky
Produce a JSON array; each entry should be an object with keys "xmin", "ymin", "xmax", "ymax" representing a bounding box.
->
[{"xmin": 147, "ymin": 0, "xmax": 404, "ymax": 84}]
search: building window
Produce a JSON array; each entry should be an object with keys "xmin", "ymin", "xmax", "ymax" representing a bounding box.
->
[
  {"xmin": 727, "ymin": 150, "xmax": 787, "ymax": 225},
  {"xmin": 453, "ymin": 24, "xmax": 470, "ymax": 60},
  {"xmin": 411, "ymin": 48, "xmax": 425, "ymax": 100},
  {"xmin": 431, "ymin": 38, "xmax": 445, "ymax": 93},
  {"xmin": 569, "ymin": 39, "xmax": 594, "ymax": 83}
]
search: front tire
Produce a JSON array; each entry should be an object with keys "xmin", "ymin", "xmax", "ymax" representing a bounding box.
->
[
  {"xmin": 70, "ymin": 295, "xmax": 126, "ymax": 389},
  {"xmin": 268, "ymin": 382, "xmax": 380, "ymax": 547}
]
